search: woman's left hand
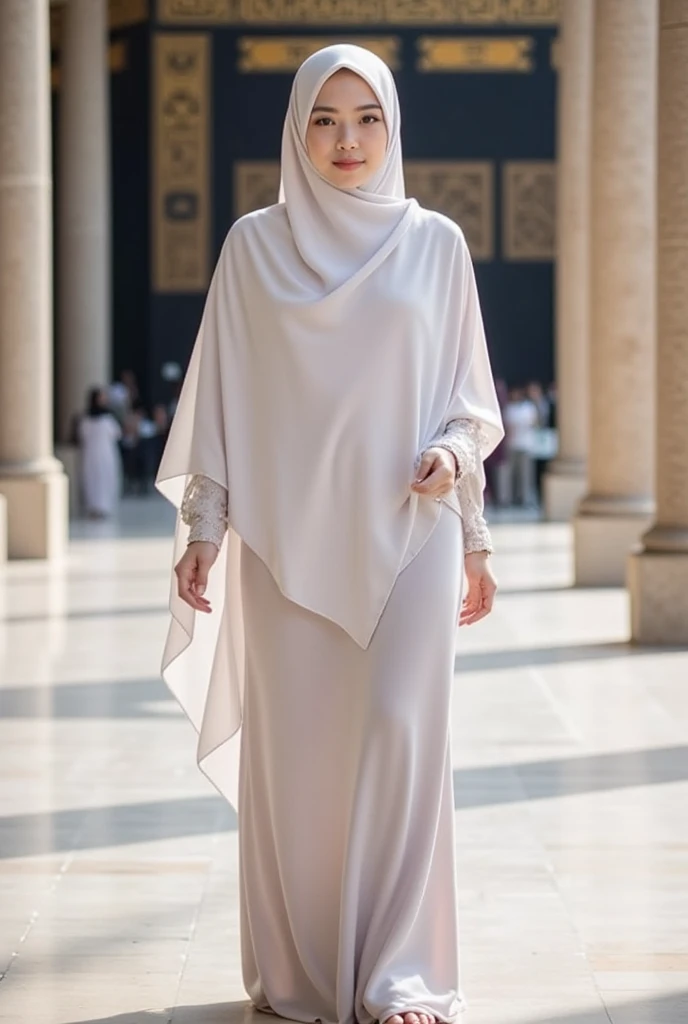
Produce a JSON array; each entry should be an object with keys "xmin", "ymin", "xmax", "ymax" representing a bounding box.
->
[
  {"xmin": 460, "ymin": 551, "xmax": 497, "ymax": 626},
  {"xmin": 411, "ymin": 446, "xmax": 457, "ymax": 498}
]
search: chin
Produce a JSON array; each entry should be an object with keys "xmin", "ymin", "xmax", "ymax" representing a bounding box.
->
[{"xmin": 329, "ymin": 169, "xmax": 372, "ymax": 190}]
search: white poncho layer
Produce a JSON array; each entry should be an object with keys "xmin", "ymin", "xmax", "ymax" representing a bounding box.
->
[{"xmin": 156, "ymin": 44, "xmax": 503, "ymax": 808}]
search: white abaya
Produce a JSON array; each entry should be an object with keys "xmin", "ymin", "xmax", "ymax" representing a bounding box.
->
[{"xmin": 156, "ymin": 43, "xmax": 504, "ymax": 1024}]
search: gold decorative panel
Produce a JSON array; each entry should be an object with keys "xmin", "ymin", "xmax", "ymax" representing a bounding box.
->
[
  {"xmin": 153, "ymin": 34, "xmax": 211, "ymax": 292},
  {"xmin": 110, "ymin": 0, "xmax": 150, "ymax": 29},
  {"xmin": 234, "ymin": 159, "xmax": 493, "ymax": 260},
  {"xmin": 234, "ymin": 162, "xmax": 281, "ymax": 219},
  {"xmin": 417, "ymin": 35, "xmax": 533, "ymax": 71},
  {"xmin": 405, "ymin": 162, "xmax": 493, "ymax": 259},
  {"xmin": 238, "ymin": 36, "xmax": 401, "ymax": 71},
  {"xmin": 502, "ymin": 161, "xmax": 555, "ymax": 260},
  {"xmin": 158, "ymin": 0, "xmax": 560, "ymax": 26}
]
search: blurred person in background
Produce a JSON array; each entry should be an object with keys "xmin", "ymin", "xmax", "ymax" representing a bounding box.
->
[
  {"xmin": 503, "ymin": 386, "xmax": 538, "ymax": 507},
  {"xmin": 527, "ymin": 381, "xmax": 549, "ymax": 426},
  {"xmin": 109, "ymin": 368, "xmax": 140, "ymax": 426},
  {"xmin": 120, "ymin": 403, "xmax": 142, "ymax": 495},
  {"xmin": 527, "ymin": 381, "xmax": 556, "ymax": 505},
  {"xmin": 78, "ymin": 387, "xmax": 122, "ymax": 519},
  {"xmin": 152, "ymin": 403, "xmax": 170, "ymax": 473},
  {"xmin": 121, "ymin": 400, "xmax": 158, "ymax": 495},
  {"xmin": 546, "ymin": 381, "xmax": 557, "ymax": 429}
]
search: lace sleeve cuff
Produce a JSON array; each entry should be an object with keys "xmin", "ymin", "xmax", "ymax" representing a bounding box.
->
[
  {"xmin": 423, "ymin": 418, "xmax": 494, "ymax": 555},
  {"xmin": 457, "ymin": 474, "xmax": 495, "ymax": 554},
  {"xmin": 180, "ymin": 475, "xmax": 228, "ymax": 550}
]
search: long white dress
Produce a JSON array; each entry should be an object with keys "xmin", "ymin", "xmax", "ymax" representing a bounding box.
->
[
  {"xmin": 78, "ymin": 413, "xmax": 122, "ymax": 516},
  {"xmin": 178, "ymin": 420, "xmax": 492, "ymax": 1024}
]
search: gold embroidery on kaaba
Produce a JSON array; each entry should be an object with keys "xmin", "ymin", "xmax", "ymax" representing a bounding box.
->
[
  {"xmin": 417, "ymin": 36, "xmax": 534, "ymax": 71},
  {"xmin": 238, "ymin": 36, "xmax": 401, "ymax": 71},
  {"xmin": 152, "ymin": 34, "xmax": 211, "ymax": 291},
  {"xmin": 502, "ymin": 161, "xmax": 555, "ymax": 260},
  {"xmin": 157, "ymin": 0, "xmax": 243, "ymax": 22},
  {"xmin": 234, "ymin": 162, "xmax": 281, "ymax": 219},
  {"xmin": 158, "ymin": 0, "xmax": 560, "ymax": 27},
  {"xmin": 109, "ymin": 0, "xmax": 150, "ymax": 30},
  {"xmin": 405, "ymin": 161, "xmax": 493, "ymax": 259}
]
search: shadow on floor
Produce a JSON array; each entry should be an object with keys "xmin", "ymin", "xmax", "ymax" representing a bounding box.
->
[
  {"xmin": 2, "ymin": 744, "xmax": 688, "ymax": 858},
  {"xmin": 455, "ymin": 639, "xmax": 685, "ymax": 673},
  {"xmin": 0, "ymin": 678, "xmax": 176, "ymax": 719},
  {"xmin": 58, "ymin": 990, "xmax": 688, "ymax": 1024},
  {"xmin": 454, "ymin": 743, "xmax": 688, "ymax": 807},
  {"xmin": 3, "ymin": 604, "xmax": 169, "ymax": 625},
  {"xmin": 61, "ymin": 1001, "xmax": 255, "ymax": 1024}
]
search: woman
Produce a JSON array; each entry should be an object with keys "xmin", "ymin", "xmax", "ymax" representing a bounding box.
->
[
  {"xmin": 78, "ymin": 386, "xmax": 122, "ymax": 519},
  {"xmin": 156, "ymin": 45, "xmax": 503, "ymax": 1024}
]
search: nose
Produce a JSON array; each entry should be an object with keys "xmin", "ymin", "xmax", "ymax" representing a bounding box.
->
[{"xmin": 336, "ymin": 124, "xmax": 359, "ymax": 150}]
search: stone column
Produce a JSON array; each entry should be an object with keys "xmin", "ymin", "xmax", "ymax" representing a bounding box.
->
[
  {"xmin": 629, "ymin": 0, "xmax": 688, "ymax": 643},
  {"xmin": 543, "ymin": 0, "xmax": 593, "ymax": 522},
  {"xmin": 0, "ymin": 0, "xmax": 68, "ymax": 559},
  {"xmin": 58, "ymin": 0, "xmax": 111, "ymax": 443},
  {"xmin": 573, "ymin": 0, "xmax": 658, "ymax": 586}
]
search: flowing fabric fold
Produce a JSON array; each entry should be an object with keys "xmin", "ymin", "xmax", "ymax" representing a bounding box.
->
[{"xmin": 154, "ymin": 44, "xmax": 503, "ymax": 809}]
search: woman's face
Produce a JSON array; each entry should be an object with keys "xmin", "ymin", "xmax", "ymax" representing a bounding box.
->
[{"xmin": 305, "ymin": 69, "xmax": 388, "ymax": 190}]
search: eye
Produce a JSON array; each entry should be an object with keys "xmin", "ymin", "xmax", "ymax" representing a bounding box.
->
[
  {"xmin": 313, "ymin": 116, "xmax": 335, "ymax": 126},
  {"xmin": 361, "ymin": 114, "xmax": 381, "ymax": 124}
]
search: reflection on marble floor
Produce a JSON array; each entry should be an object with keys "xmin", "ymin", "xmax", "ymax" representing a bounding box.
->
[{"xmin": 1, "ymin": 496, "xmax": 687, "ymax": 1024}]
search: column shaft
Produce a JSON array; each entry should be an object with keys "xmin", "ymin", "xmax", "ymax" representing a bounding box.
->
[
  {"xmin": 58, "ymin": 0, "xmax": 111, "ymax": 442},
  {"xmin": 573, "ymin": 0, "xmax": 658, "ymax": 585},
  {"xmin": 629, "ymin": 0, "xmax": 688, "ymax": 643},
  {"xmin": 0, "ymin": 0, "xmax": 55, "ymax": 472},
  {"xmin": 544, "ymin": 0, "xmax": 593, "ymax": 521},
  {"xmin": 0, "ymin": 0, "xmax": 68, "ymax": 559}
]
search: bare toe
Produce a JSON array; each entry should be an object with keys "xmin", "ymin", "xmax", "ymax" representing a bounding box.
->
[
  {"xmin": 403, "ymin": 1014, "xmax": 421, "ymax": 1024},
  {"xmin": 386, "ymin": 1017, "xmax": 404, "ymax": 1024}
]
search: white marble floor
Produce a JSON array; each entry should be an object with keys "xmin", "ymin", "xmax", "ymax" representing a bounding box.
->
[{"xmin": 1, "ymin": 496, "xmax": 687, "ymax": 1024}]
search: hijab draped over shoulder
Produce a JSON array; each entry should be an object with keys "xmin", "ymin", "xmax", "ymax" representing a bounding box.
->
[{"xmin": 156, "ymin": 44, "xmax": 503, "ymax": 806}]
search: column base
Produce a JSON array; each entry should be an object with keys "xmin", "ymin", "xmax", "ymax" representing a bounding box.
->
[
  {"xmin": 543, "ymin": 465, "xmax": 587, "ymax": 522},
  {"xmin": 629, "ymin": 549, "xmax": 688, "ymax": 644},
  {"xmin": 573, "ymin": 511, "xmax": 652, "ymax": 586},
  {"xmin": 0, "ymin": 471, "xmax": 69, "ymax": 560},
  {"xmin": 0, "ymin": 494, "xmax": 6, "ymax": 565}
]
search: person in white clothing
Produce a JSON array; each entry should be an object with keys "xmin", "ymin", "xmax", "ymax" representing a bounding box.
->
[
  {"xmin": 78, "ymin": 387, "xmax": 122, "ymax": 519},
  {"xmin": 502, "ymin": 387, "xmax": 538, "ymax": 507},
  {"xmin": 156, "ymin": 46, "xmax": 504, "ymax": 1024}
]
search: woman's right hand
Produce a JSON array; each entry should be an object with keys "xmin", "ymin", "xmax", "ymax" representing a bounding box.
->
[{"xmin": 174, "ymin": 541, "xmax": 219, "ymax": 614}]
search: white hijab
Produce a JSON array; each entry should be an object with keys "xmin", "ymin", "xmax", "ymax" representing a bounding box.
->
[
  {"xmin": 156, "ymin": 45, "xmax": 503, "ymax": 806},
  {"xmin": 279, "ymin": 43, "xmax": 411, "ymax": 289}
]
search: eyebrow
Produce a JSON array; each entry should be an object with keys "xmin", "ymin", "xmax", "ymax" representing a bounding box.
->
[{"xmin": 311, "ymin": 103, "xmax": 383, "ymax": 113}]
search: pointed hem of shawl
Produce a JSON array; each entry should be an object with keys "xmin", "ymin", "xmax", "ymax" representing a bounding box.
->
[{"xmin": 155, "ymin": 473, "xmax": 462, "ymax": 810}]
